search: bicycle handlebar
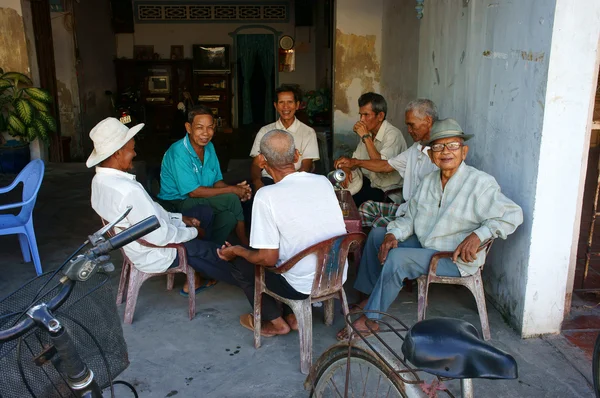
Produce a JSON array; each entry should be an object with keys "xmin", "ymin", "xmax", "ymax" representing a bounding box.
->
[
  {"xmin": 91, "ymin": 216, "xmax": 160, "ymax": 257},
  {"xmin": 0, "ymin": 279, "xmax": 74, "ymax": 342},
  {"xmin": 0, "ymin": 215, "xmax": 160, "ymax": 342}
]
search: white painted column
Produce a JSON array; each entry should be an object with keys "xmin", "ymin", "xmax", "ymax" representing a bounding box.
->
[{"xmin": 524, "ymin": 0, "xmax": 600, "ymax": 336}]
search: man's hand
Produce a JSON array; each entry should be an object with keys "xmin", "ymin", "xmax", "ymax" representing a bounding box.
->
[
  {"xmin": 334, "ymin": 156, "xmax": 357, "ymax": 170},
  {"xmin": 182, "ymin": 216, "xmax": 201, "ymax": 228},
  {"xmin": 453, "ymin": 233, "xmax": 481, "ymax": 263},
  {"xmin": 340, "ymin": 167, "xmax": 353, "ymax": 189},
  {"xmin": 217, "ymin": 241, "xmax": 238, "ymax": 261},
  {"xmin": 353, "ymin": 121, "xmax": 370, "ymax": 138},
  {"xmin": 378, "ymin": 233, "xmax": 398, "ymax": 264},
  {"xmin": 236, "ymin": 181, "xmax": 252, "ymax": 202},
  {"xmin": 231, "ymin": 182, "xmax": 252, "ymax": 202}
]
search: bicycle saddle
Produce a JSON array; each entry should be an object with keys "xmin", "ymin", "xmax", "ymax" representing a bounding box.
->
[{"xmin": 401, "ymin": 318, "xmax": 518, "ymax": 379}]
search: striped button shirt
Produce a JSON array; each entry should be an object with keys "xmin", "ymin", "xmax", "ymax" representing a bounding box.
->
[{"xmin": 386, "ymin": 162, "xmax": 523, "ymax": 275}]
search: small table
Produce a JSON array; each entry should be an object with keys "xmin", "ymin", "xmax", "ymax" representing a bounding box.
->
[{"xmin": 336, "ymin": 190, "xmax": 363, "ymax": 265}]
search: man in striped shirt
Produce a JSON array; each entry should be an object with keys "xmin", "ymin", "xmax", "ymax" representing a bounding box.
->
[{"xmin": 337, "ymin": 118, "xmax": 523, "ymax": 339}]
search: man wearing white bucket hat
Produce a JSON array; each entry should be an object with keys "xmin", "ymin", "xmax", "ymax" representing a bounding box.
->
[{"xmin": 88, "ymin": 117, "xmax": 239, "ymax": 296}]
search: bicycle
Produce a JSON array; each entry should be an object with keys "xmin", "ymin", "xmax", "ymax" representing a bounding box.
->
[
  {"xmin": 0, "ymin": 207, "xmax": 160, "ymax": 398},
  {"xmin": 306, "ymin": 311, "xmax": 518, "ymax": 398}
]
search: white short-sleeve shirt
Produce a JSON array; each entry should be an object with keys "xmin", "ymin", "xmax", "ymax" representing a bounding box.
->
[
  {"xmin": 352, "ymin": 120, "xmax": 407, "ymax": 191},
  {"xmin": 250, "ymin": 172, "xmax": 347, "ymax": 294},
  {"xmin": 250, "ymin": 118, "xmax": 320, "ymax": 179}
]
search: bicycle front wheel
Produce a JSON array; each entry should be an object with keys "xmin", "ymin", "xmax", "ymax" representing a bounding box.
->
[{"xmin": 309, "ymin": 345, "xmax": 423, "ymax": 398}]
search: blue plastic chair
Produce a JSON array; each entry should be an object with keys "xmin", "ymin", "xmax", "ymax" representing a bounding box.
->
[{"xmin": 0, "ymin": 159, "xmax": 45, "ymax": 275}]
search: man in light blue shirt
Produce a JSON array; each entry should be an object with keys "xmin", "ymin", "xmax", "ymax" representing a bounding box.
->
[
  {"xmin": 158, "ymin": 105, "xmax": 251, "ymax": 245},
  {"xmin": 338, "ymin": 118, "xmax": 523, "ymax": 339}
]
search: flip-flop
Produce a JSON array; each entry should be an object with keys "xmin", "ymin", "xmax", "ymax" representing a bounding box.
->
[
  {"xmin": 239, "ymin": 314, "xmax": 276, "ymax": 337},
  {"xmin": 179, "ymin": 279, "xmax": 218, "ymax": 297}
]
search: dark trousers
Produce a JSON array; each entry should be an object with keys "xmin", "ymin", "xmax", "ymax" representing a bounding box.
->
[
  {"xmin": 353, "ymin": 176, "xmax": 385, "ymax": 208},
  {"xmin": 231, "ymin": 258, "xmax": 308, "ymax": 321},
  {"xmin": 168, "ymin": 205, "xmax": 239, "ymax": 286}
]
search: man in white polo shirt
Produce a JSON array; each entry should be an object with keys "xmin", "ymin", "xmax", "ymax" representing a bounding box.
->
[
  {"xmin": 334, "ymin": 92, "xmax": 407, "ymax": 207},
  {"xmin": 249, "ymin": 84, "xmax": 319, "ymax": 192},
  {"xmin": 218, "ymin": 129, "xmax": 346, "ymax": 336}
]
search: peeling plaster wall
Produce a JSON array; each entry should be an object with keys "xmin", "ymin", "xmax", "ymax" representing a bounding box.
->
[
  {"xmin": 416, "ymin": 0, "xmax": 600, "ymax": 336},
  {"xmin": 380, "ymin": 0, "xmax": 420, "ymax": 146},
  {"xmin": 0, "ymin": 1, "xmax": 30, "ymax": 81},
  {"xmin": 333, "ymin": 0, "xmax": 383, "ymax": 159},
  {"xmin": 51, "ymin": 11, "xmax": 82, "ymax": 159},
  {"xmin": 0, "ymin": 0, "xmax": 46, "ymax": 160},
  {"xmin": 73, "ymin": 0, "xmax": 116, "ymax": 159}
]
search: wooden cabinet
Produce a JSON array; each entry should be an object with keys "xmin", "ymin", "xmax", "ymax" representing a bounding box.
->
[
  {"xmin": 192, "ymin": 73, "xmax": 232, "ymax": 131},
  {"xmin": 114, "ymin": 59, "xmax": 193, "ymax": 137}
]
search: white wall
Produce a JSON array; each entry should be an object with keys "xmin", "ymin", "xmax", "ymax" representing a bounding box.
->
[
  {"xmin": 415, "ymin": 0, "xmax": 600, "ymax": 336},
  {"xmin": 333, "ymin": 0, "xmax": 383, "ymax": 158}
]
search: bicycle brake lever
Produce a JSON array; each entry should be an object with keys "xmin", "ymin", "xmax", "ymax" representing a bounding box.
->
[
  {"xmin": 64, "ymin": 254, "xmax": 111, "ymax": 282},
  {"xmin": 89, "ymin": 206, "xmax": 133, "ymax": 246}
]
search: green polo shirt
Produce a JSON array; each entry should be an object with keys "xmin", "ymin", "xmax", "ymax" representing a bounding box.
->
[{"xmin": 158, "ymin": 135, "xmax": 223, "ymax": 201}]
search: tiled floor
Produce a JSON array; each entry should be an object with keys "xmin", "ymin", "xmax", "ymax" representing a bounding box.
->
[{"xmin": 564, "ymin": 146, "xmax": 600, "ymax": 360}]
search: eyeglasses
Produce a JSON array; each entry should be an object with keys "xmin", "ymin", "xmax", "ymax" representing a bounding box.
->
[{"xmin": 430, "ymin": 142, "xmax": 463, "ymax": 152}]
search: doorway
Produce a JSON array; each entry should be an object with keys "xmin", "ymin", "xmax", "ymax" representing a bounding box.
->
[
  {"xmin": 235, "ymin": 34, "xmax": 276, "ymax": 129},
  {"xmin": 564, "ymin": 71, "xmax": 600, "ymax": 359}
]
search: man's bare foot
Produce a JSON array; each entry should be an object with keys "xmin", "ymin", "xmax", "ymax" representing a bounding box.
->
[
  {"xmin": 239, "ymin": 314, "xmax": 290, "ymax": 336},
  {"xmin": 262, "ymin": 317, "xmax": 291, "ymax": 335},
  {"xmin": 336, "ymin": 315, "xmax": 379, "ymax": 341},
  {"xmin": 284, "ymin": 313, "xmax": 298, "ymax": 331},
  {"xmin": 182, "ymin": 273, "xmax": 216, "ymax": 293}
]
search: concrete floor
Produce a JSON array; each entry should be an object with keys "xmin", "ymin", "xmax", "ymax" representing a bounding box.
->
[{"xmin": 0, "ymin": 163, "xmax": 595, "ymax": 398}]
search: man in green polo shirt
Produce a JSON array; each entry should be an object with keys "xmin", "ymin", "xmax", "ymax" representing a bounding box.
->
[{"xmin": 158, "ymin": 105, "xmax": 251, "ymax": 246}]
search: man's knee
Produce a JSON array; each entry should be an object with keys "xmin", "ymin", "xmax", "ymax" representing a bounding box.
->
[
  {"xmin": 184, "ymin": 204, "xmax": 214, "ymax": 223},
  {"xmin": 359, "ymin": 200, "xmax": 376, "ymax": 215},
  {"xmin": 230, "ymin": 258, "xmax": 253, "ymax": 281}
]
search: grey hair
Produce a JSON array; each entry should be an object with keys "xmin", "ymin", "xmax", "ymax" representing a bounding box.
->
[
  {"xmin": 405, "ymin": 99, "xmax": 439, "ymax": 122},
  {"xmin": 259, "ymin": 129, "xmax": 296, "ymax": 166}
]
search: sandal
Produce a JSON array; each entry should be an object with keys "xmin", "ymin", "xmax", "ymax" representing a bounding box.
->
[
  {"xmin": 179, "ymin": 279, "xmax": 218, "ymax": 297},
  {"xmin": 239, "ymin": 314, "xmax": 276, "ymax": 337}
]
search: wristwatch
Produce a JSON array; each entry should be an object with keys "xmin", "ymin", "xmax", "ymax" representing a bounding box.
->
[{"xmin": 361, "ymin": 134, "xmax": 372, "ymax": 143}]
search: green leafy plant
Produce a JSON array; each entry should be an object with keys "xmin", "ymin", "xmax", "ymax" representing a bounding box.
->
[{"xmin": 0, "ymin": 67, "xmax": 56, "ymax": 144}]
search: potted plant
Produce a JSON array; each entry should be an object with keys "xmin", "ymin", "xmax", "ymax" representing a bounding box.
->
[{"xmin": 0, "ymin": 68, "xmax": 56, "ymax": 173}]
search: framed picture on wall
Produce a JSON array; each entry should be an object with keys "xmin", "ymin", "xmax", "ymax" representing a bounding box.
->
[
  {"xmin": 170, "ymin": 45, "xmax": 184, "ymax": 60},
  {"xmin": 133, "ymin": 45, "xmax": 154, "ymax": 60}
]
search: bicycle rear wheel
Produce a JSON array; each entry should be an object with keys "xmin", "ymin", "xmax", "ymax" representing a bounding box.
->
[
  {"xmin": 309, "ymin": 345, "xmax": 423, "ymax": 398},
  {"xmin": 593, "ymin": 332, "xmax": 600, "ymax": 398}
]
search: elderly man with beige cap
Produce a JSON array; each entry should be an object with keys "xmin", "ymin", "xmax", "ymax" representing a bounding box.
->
[
  {"xmin": 338, "ymin": 118, "xmax": 523, "ymax": 339},
  {"xmin": 87, "ymin": 117, "xmax": 239, "ymax": 297}
]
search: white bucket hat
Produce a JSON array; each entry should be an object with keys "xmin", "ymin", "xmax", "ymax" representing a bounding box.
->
[{"xmin": 86, "ymin": 118, "xmax": 145, "ymax": 168}]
